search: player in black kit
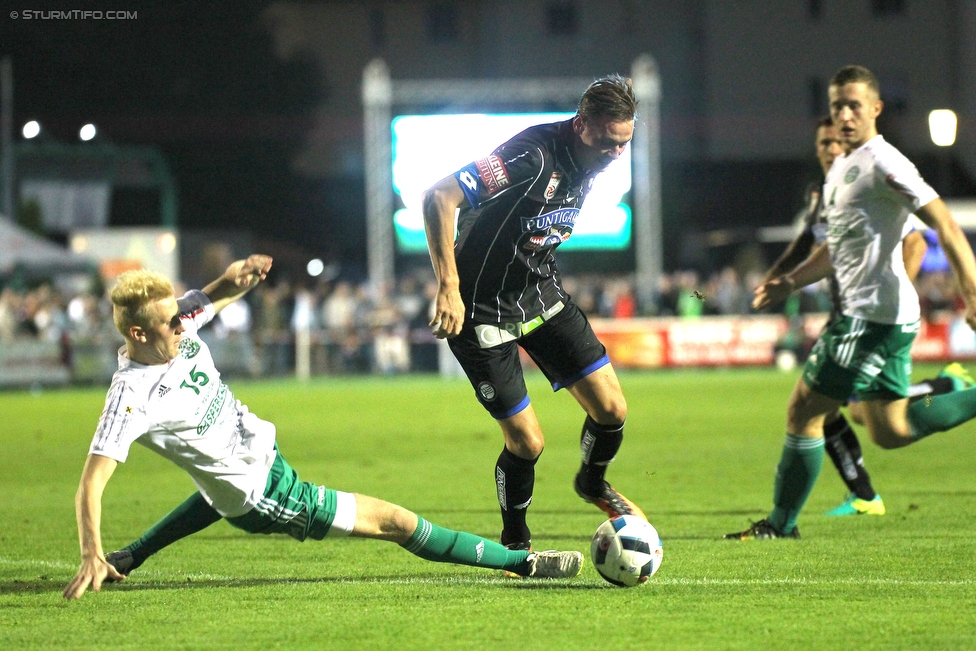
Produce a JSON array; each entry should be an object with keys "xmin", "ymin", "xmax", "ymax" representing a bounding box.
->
[{"xmin": 422, "ymin": 75, "xmax": 645, "ymax": 551}]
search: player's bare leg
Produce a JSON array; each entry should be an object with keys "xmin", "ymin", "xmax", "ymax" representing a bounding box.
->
[
  {"xmin": 861, "ymin": 398, "xmax": 914, "ymax": 449},
  {"xmin": 565, "ymin": 364, "xmax": 628, "ymax": 425},
  {"xmin": 498, "ymin": 405, "xmax": 545, "ymax": 459},
  {"xmin": 350, "ymin": 494, "xmax": 418, "ymax": 543},
  {"xmin": 786, "ymin": 379, "xmax": 842, "ymax": 437}
]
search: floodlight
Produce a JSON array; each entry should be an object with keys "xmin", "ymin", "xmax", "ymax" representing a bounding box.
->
[
  {"xmin": 79, "ymin": 123, "xmax": 97, "ymax": 141},
  {"xmin": 22, "ymin": 120, "xmax": 40, "ymax": 139},
  {"xmin": 307, "ymin": 258, "xmax": 325, "ymax": 277},
  {"xmin": 928, "ymin": 110, "xmax": 957, "ymax": 147}
]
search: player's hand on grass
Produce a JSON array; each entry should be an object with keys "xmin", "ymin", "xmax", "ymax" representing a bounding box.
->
[
  {"xmin": 430, "ymin": 285, "xmax": 465, "ymax": 338},
  {"xmin": 63, "ymin": 555, "xmax": 125, "ymax": 600},
  {"xmin": 752, "ymin": 276, "xmax": 796, "ymax": 310}
]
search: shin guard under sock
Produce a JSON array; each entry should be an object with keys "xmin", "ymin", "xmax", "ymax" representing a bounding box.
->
[
  {"xmin": 823, "ymin": 414, "xmax": 876, "ymax": 500},
  {"xmin": 402, "ymin": 517, "xmax": 531, "ymax": 574},
  {"xmin": 768, "ymin": 434, "xmax": 824, "ymax": 534},
  {"xmin": 908, "ymin": 386, "xmax": 976, "ymax": 441},
  {"xmin": 577, "ymin": 417, "xmax": 624, "ymax": 494},
  {"xmin": 495, "ymin": 447, "xmax": 539, "ymax": 546},
  {"xmin": 123, "ymin": 492, "xmax": 222, "ymax": 569}
]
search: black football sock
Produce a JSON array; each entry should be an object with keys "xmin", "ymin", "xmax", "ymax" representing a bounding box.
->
[
  {"xmin": 576, "ymin": 416, "xmax": 624, "ymax": 495},
  {"xmin": 823, "ymin": 414, "xmax": 876, "ymax": 501},
  {"xmin": 495, "ymin": 447, "xmax": 539, "ymax": 546},
  {"xmin": 908, "ymin": 376, "xmax": 954, "ymax": 403},
  {"xmin": 122, "ymin": 492, "xmax": 223, "ymax": 570}
]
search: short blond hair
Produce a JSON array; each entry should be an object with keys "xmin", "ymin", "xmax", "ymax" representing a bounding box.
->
[{"xmin": 110, "ymin": 269, "xmax": 175, "ymax": 335}]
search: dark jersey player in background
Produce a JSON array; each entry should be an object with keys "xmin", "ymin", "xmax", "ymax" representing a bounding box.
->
[
  {"xmin": 422, "ymin": 75, "xmax": 645, "ymax": 551},
  {"xmin": 763, "ymin": 117, "xmax": 973, "ymax": 517}
]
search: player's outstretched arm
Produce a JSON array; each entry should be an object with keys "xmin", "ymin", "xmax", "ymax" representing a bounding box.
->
[
  {"xmin": 422, "ymin": 176, "xmax": 466, "ymax": 338},
  {"xmin": 916, "ymin": 199, "xmax": 976, "ymax": 329},
  {"xmin": 63, "ymin": 454, "xmax": 124, "ymax": 600},
  {"xmin": 753, "ymin": 243, "xmax": 833, "ymax": 310},
  {"xmin": 763, "ymin": 228, "xmax": 816, "ymax": 283},
  {"xmin": 202, "ymin": 254, "xmax": 273, "ymax": 315},
  {"xmin": 902, "ymin": 229, "xmax": 927, "ymax": 282}
]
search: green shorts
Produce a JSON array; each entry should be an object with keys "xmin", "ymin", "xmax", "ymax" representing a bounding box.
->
[
  {"xmin": 226, "ymin": 447, "xmax": 356, "ymax": 541},
  {"xmin": 802, "ymin": 315, "xmax": 918, "ymax": 402}
]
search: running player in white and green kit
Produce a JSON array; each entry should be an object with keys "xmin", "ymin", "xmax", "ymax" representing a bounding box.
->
[
  {"xmin": 726, "ymin": 65, "xmax": 976, "ymax": 540},
  {"xmin": 63, "ymin": 257, "xmax": 582, "ymax": 600},
  {"xmin": 762, "ymin": 117, "xmax": 974, "ymax": 518}
]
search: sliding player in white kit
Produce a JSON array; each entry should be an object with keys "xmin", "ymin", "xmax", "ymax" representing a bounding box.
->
[
  {"xmin": 726, "ymin": 65, "xmax": 976, "ymax": 540},
  {"xmin": 64, "ymin": 256, "xmax": 582, "ymax": 600}
]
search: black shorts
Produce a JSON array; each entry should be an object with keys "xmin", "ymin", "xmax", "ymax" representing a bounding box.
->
[{"xmin": 448, "ymin": 301, "xmax": 610, "ymax": 419}]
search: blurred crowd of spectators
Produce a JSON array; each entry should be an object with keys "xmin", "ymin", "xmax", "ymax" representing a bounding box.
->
[{"xmin": 0, "ymin": 266, "xmax": 966, "ymax": 379}]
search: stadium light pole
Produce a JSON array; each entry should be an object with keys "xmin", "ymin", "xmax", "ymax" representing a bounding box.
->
[
  {"xmin": 630, "ymin": 54, "xmax": 662, "ymax": 313},
  {"xmin": 362, "ymin": 59, "xmax": 395, "ymax": 292},
  {"xmin": 0, "ymin": 57, "xmax": 13, "ymax": 222}
]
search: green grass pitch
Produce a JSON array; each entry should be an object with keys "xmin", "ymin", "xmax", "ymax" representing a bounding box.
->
[{"xmin": 2, "ymin": 365, "xmax": 976, "ymax": 650}]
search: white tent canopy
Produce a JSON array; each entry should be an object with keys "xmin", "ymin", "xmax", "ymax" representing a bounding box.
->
[{"xmin": 0, "ymin": 217, "xmax": 87, "ymax": 274}]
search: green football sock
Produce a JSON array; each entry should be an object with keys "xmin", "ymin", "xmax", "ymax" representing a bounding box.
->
[
  {"xmin": 908, "ymin": 386, "xmax": 976, "ymax": 441},
  {"xmin": 123, "ymin": 492, "xmax": 223, "ymax": 570},
  {"xmin": 768, "ymin": 434, "xmax": 825, "ymax": 534},
  {"xmin": 401, "ymin": 517, "xmax": 531, "ymax": 575}
]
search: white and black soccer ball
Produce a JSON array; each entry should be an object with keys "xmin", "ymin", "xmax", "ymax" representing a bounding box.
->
[{"xmin": 591, "ymin": 515, "xmax": 663, "ymax": 587}]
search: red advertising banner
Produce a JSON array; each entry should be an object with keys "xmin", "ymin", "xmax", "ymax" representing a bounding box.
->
[
  {"xmin": 591, "ymin": 316, "xmax": 788, "ymax": 368},
  {"xmin": 585, "ymin": 313, "xmax": 976, "ymax": 369}
]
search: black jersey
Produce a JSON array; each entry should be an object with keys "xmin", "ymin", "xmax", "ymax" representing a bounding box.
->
[
  {"xmin": 452, "ymin": 119, "xmax": 603, "ymax": 324},
  {"xmin": 795, "ymin": 180, "xmax": 843, "ymax": 317}
]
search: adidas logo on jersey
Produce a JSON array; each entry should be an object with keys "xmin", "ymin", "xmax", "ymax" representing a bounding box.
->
[{"xmin": 158, "ymin": 385, "xmax": 171, "ymax": 398}]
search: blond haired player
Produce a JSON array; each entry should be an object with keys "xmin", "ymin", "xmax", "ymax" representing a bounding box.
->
[{"xmin": 64, "ymin": 256, "xmax": 582, "ymax": 599}]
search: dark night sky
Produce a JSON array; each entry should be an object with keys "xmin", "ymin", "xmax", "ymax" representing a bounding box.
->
[
  {"xmin": 11, "ymin": 3, "xmax": 969, "ymax": 278},
  {"xmin": 0, "ymin": 2, "xmax": 363, "ymax": 270}
]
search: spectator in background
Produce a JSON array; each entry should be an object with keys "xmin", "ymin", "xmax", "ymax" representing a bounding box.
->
[
  {"xmin": 0, "ymin": 287, "xmax": 19, "ymax": 343},
  {"xmin": 369, "ymin": 283, "xmax": 409, "ymax": 375},
  {"xmin": 612, "ymin": 279, "xmax": 636, "ymax": 318},
  {"xmin": 675, "ymin": 271, "xmax": 704, "ymax": 318},
  {"xmin": 654, "ymin": 273, "xmax": 679, "ymax": 316},
  {"xmin": 322, "ymin": 282, "xmax": 356, "ymax": 338},
  {"xmin": 253, "ymin": 280, "xmax": 293, "ymax": 376},
  {"xmin": 395, "ymin": 276, "xmax": 426, "ymax": 326},
  {"xmin": 917, "ymin": 271, "xmax": 959, "ymax": 320},
  {"xmin": 67, "ymin": 292, "xmax": 103, "ymax": 339},
  {"xmin": 714, "ymin": 267, "xmax": 747, "ymax": 315}
]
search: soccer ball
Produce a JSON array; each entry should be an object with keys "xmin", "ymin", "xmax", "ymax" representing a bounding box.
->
[{"xmin": 591, "ymin": 515, "xmax": 663, "ymax": 587}]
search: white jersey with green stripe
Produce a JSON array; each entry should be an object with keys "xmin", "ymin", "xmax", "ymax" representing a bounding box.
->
[
  {"xmin": 89, "ymin": 290, "xmax": 276, "ymax": 517},
  {"xmin": 822, "ymin": 134, "xmax": 938, "ymax": 324}
]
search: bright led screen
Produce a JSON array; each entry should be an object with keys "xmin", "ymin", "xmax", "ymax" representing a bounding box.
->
[{"xmin": 391, "ymin": 113, "xmax": 632, "ymax": 253}]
